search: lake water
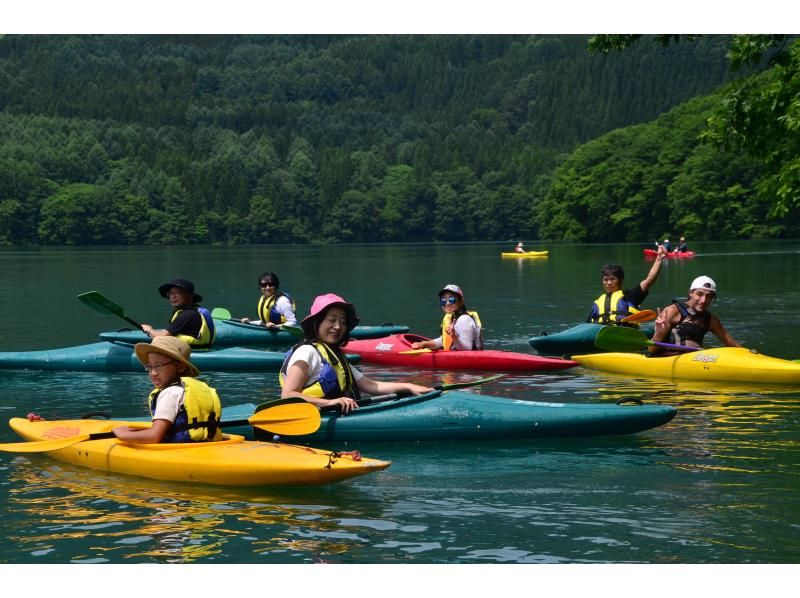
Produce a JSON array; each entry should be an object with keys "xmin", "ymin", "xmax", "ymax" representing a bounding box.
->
[{"xmin": 1, "ymin": 241, "xmax": 799, "ymax": 572}]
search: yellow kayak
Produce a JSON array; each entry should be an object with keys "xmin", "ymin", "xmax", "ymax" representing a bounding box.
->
[
  {"xmin": 501, "ymin": 250, "xmax": 549, "ymax": 258},
  {"xmin": 8, "ymin": 418, "xmax": 390, "ymax": 487},
  {"xmin": 573, "ymin": 347, "xmax": 800, "ymax": 384}
]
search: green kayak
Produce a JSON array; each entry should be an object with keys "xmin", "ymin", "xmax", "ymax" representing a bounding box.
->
[
  {"xmin": 215, "ymin": 391, "xmax": 677, "ymax": 442},
  {"xmin": 98, "ymin": 320, "xmax": 411, "ymax": 347},
  {"xmin": 0, "ymin": 341, "xmax": 360, "ymax": 372},
  {"xmin": 529, "ymin": 323, "xmax": 654, "ymax": 356}
]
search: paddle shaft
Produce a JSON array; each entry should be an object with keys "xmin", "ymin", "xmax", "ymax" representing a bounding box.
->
[
  {"xmin": 0, "ymin": 400, "xmax": 320, "ymax": 453},
  {"xmin": 595, "ymin": 325, "xmax": 697, "ymax": 353},
  {"xmin": 355, "ymin": 373, "xmax": 504, "ymax": 407}
]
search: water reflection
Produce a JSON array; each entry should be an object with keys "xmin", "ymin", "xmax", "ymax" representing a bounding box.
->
[{"xmin": 4, "ymin": 460, "xmax": 388, "ymax": 563}]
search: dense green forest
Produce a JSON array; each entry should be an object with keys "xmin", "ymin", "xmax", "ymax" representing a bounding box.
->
[{"xmin": 0, "ymin": 34, "xmax": 790, "ymax": 245}]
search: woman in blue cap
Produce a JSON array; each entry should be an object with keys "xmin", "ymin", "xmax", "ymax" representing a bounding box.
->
[
  {"xmin": 141, "ymin": 278, "xmax": 215, "ymax": 349},
  {"xmin": 411, "ymin": 284, "xmax": 484, "ymax": 352}
]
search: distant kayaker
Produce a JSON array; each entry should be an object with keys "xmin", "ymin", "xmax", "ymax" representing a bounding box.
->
[
  {"xmin": 280, "ymin": 293, "xmax": 432, "ymax": 414},
  {"xmin": 411, "ymin": 284, "xmax": 484, "ymax": 351},
  {"xmin": 515, "ymin": 242, "xmax": 525, "ymax": 253},
  {"xmin": 141, "ymin": 278, "xmax": 215, "ymax": 349},
  {"xmin": 241, "ymin": 271, "xmax": 298, "ymax": 329},
  {"xmin": 662, "ymin": 238, "xmax": 672, "ymax": 252},
  {"xmin": 675, "ymin": 237, "xmax": 689, "ymax": 253},
  {"xmin": 649, "ymin": 275, "xmax": 742, "ymax": 356},
  {"xmin": 587, "ymin": 245, "xmax": 667, "ymax": 326},
  {"xmin": 112, "ymin": 336, "xmax": 223, "ymax": 444}
]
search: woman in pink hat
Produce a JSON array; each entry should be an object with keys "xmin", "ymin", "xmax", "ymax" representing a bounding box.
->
[
  {"xmin": 410, "ymin": 284, "xmax": 484, "ymax": 352},
  {"xmin": 280, "ymin": 294, "xmax": 432, "ymax": 414}
]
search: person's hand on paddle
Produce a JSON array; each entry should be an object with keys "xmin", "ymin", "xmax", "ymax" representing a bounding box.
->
[{"xmin": 324, "ymin": 396, "xmax": 359, "ymax": 414}]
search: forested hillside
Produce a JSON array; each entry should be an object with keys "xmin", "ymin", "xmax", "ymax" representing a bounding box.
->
[{"xmin": 0, "ymin": 34, "xmax": 747, "ymax": 245}]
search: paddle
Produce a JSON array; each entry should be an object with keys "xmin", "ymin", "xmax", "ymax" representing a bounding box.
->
[
  {"xmin": 212, "ymin": 306, "xmax": 303, "ymax": 337},
  {"xmin": 211, "ymin": 307, "xmax": 232, "ymax": 319},
  {"xmin": 595, "ymin": 325, "xmax": 698, "ymax": 353},
  {"xmin": 360, "ymin": 373, "xmax": 505, "ymax": 405},
  {"xmin": 78, "ymin": 291, "xmax": 144, "ymax": 330},
  {"xmin": 619, "ymin": 310, "xmax": 657, "ymax": 324},
  {"xmin": 0, "ymin": 399, "xmax": 321, "ymax": 453}
]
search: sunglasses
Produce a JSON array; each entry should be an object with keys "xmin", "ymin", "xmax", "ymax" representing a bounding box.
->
[
  {"xmin": 439, "ymin": 296, "xmax": 458, "ymax": 306},
  {"xmin": 259, "ymin": 281, "xmax": 276, "ymax": 288}
]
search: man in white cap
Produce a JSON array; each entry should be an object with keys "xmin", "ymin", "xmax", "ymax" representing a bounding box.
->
[{"xmin": 649, "ymin": 275, "xmax": 742, "ymax": 355}]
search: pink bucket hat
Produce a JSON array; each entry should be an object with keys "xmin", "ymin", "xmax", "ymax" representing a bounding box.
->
[{"xmin": 300, "ymin": 293, "xmax": 360, "ymax": 337}]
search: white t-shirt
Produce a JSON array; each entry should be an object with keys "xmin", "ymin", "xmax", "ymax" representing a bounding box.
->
[
  {"xmin": 259, "ymin": 294, "xmax": 297, "ymax": 326},
  {"xmin": 151, "ymin": 384, "xmax": 185, "ymax": 422},
  {"xmin": 430, "ymin": 313, "xmax": 481, "ymax": 351},
  {"xmin": 286, "ymin": 344, "xmax": 363, "ymax": 385}
]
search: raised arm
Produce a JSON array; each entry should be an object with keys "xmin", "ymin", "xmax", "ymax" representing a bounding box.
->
[{"xmin": 639, "ymin": 245, "xmax": 667, "ymax": 292}]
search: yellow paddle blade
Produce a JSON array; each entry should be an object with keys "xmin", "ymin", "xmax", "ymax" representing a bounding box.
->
[
  {"xmin": 0, "ymin": 434, "xmax": 93, "ymax": 453},
  {"xmin": 248, "ymin": 402, "xmax": 321, "ymax": 435},
  {"xmin": 398, "ymin": 348, "xmax": 433, "ymax": 355}
]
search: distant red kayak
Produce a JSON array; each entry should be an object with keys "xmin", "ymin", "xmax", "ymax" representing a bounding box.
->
[
  {"xmin": 644, "ymin": 248, "xmax": 695, "ymax": 259},
  {"xmin": 344, "ymin": 333, "xmax": 578, "ymax": 372}
]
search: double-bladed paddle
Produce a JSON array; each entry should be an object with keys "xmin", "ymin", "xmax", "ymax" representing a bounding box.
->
[
  {"xmin": 78, "ymin": 291, "xmax": 144, "ymax": 330},
  {"xmin": 619, "ymin": 310, "xmax": 657, "ymax": 324},
  {"xmin": 360, "ymin": 373, "xmax": 505, "ymax": 405},
  {"xmin": 595, "ymin": 325, "xmax": 698, "ymax": 353},
  {"xmin": 211, "ymin": 307, "xmax": 303, "ymax": 337},
  {"xmin": 0, "ymin": 398, "xmax": 321, "ymax": 453}
]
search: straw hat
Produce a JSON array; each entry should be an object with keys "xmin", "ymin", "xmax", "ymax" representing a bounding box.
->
[{"xmin": 134, "ymin": 336, "xmax": 200, "ymax": 377}]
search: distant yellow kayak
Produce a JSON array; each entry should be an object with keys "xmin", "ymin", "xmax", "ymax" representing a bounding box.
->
[
  {"xmin": 8, "ymin": 418, "xmax": 390, "ymax": 487},
  {"xmin": 573, "ymin": 347, "xmax": 800, "ymax": 384},
  {"xmin": 501, "ymin": 250, "xmax": 549, "ymax": 258}
]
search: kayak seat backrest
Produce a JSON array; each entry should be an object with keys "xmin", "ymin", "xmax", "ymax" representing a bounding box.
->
[{"xmin": 400, "ymin": 333, "xmax": 430, "ymax": 346}]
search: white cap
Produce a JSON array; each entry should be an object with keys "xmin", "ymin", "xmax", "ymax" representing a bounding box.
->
[
  {"xmin": 438, "ymin": 284, "xmax": 464, "ymax": 299},
  {"xmin": 690, "ymin": 275, "xmax": 717, "ymax": 294}
]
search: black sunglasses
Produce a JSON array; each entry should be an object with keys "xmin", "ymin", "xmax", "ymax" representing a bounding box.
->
[{"xmin": 259, "ymin": 281, "xmax": 276, "ymax": 288}]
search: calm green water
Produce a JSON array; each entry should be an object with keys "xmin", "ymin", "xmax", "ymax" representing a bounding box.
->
[{"xmin": 1, "ymin": 241, "xmax": 799, "ymax": 564}]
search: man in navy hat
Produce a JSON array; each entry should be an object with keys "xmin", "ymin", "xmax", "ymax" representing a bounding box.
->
[{"xmin": 141, "ymin": 278, "xmax": 216, "ymax": 349}]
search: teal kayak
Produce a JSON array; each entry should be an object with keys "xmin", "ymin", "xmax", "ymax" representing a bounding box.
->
[
  {"xmin": 214, "ymin": 391, "xmax": 676, "ymax": 442},
  {"xmin": 99, "ymin": 320, "xmax": 411, "ymax": 347},
  {"xmin": 529, "ymin": 323, "xmax": 654, "ymax": 356},
  {"xmin": 0, "ymin": 342, "xmax": 360, "ymax": 372}
]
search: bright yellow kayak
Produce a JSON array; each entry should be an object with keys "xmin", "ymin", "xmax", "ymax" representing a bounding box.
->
[
  {"xmin": 501, "ymin": 250, "xmax": 549, "ymax": 258},
  {"xmin": 573, "ymin": 347, "xmax": 800, "ymax": 384},
  {"xmin": 8, "ymin": 418, "xmax": 390, "ymax": 486}
]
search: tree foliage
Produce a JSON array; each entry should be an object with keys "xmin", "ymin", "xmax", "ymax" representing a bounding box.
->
[{"xmin": 0, "ymin": 34, "xmax": 779, "ymax": 245}]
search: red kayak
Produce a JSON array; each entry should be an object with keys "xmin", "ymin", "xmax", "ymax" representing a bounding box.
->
[
  {"xmin": 643, "ymin": 248, "xmax": 695, "ymax": 259},
  {"xmin": 344, "ymin": 334, "xmax": 577, "ymax": 372}
]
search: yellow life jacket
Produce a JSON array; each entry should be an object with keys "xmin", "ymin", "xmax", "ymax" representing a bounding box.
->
[
  {"xmin": 171, "ymin": 307, "xmax": 215, "ymax": 349},
  {"xmin": 591, "ymin": 290, "xmax": 641, "ymax": 326},
  {"xmin": 441, "ymin": 311, "xmax": 484, "ymax": 351},
  {"xmin": 148, "ymin": 377, "xmax": 223, "ymax": 443},
  {"xmin": 279, "ymin": 341, "xmax": 356, "ymax": 399},
  {"xmin": 257, "ymin": 292, "xmax": 296, "ymax": 325}
]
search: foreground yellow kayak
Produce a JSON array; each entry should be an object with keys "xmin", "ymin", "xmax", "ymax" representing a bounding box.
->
[
  {"xmin": 573, "ymin": 347, "xmax": 800, "ymax": 384},
  {"xmin": 501, "ymin": 250, "xmax": 549, "ymax": 258},
  {"xmin": 7, "ymin": 418, "xmax": 390, "ymax": 486}
]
